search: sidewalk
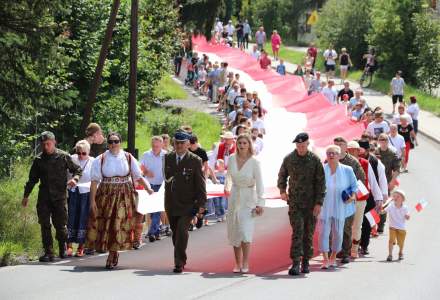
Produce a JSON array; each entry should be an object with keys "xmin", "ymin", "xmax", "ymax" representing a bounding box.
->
[{"xmin": 244, "ymin": 43, "xmax": 440, "ymax": 144}]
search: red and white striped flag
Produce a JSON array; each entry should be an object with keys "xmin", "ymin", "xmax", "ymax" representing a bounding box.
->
[
  {"xmin": 415, "ymin": 199, "xmax": 428, "ymax": 212},
  {"xmin": 365, "ymin": 209, "xmax": 380, "ymax": 226},
  {"xmin": 356, "ymin": 180, "xmax": 369, "ymax": 199}
]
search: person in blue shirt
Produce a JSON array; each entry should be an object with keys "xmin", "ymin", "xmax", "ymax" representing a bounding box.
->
[{"xmin": 276, "ymin": 59, "xmax": 286, "ymax": 75}]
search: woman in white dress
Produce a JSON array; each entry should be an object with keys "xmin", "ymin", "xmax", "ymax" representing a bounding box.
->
[{"xmin": 224, "ymin": 134, "xmax": 265, "ymax": 273}]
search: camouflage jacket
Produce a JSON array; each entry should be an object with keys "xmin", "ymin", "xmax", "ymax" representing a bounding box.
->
[
  {"xmin": 375, "ymin": 148, "xmax": 400, "ymax": 183},
  {"xmin": 340, "ymin": 153, "xmax": 366, "ymax": 184},
  {"xmin": 24, "ymin": 149, "xmax": 82, "ymax": 200},
  {"xmin": 277, "ymin": 150, "xmax": 326, "ymax": 208}
]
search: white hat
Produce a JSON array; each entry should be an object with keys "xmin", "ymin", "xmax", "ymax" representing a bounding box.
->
[
  {"xmin": 221, "ymin": 131, "xmax": 235, "ymax": 139},
  {"xmin": 347, "ymin": 141, "xmax": 360, "ymax": 149},
  {"xmin": 392, "ymin": 189, "xmax": 406, "ymax": 201}
]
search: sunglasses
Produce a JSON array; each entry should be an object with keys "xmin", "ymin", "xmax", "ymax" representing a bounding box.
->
[
  {"xmin": 76, "ymin": 152, "xmax": 87, "ymax": 156},
  {"xmin": 108, "ymin": 139, "xmax": 120, "ymax": 145}
]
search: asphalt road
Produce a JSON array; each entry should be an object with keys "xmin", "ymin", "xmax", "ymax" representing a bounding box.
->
[{"xmin": 1, "ymin": 136, "xmax": 439, "ymax": 300}]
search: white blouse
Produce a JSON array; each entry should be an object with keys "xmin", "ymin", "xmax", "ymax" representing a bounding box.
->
[
  {"xmin": 69, "ymin": 155, "xmax": 95, "ymax": 194},
  {"xmin": 91, "ymin": 150, "xmax": 142, "ymax": 182}
]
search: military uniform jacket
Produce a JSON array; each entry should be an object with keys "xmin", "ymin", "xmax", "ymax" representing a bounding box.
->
[
  {"xmin": 277, "ymin": 150, "xmax": 326, "ymax": 209},
  {"xmin": 163, "ymin": 151, "xmax": 207, "ymax": 216},
  {"xmin": 375, "ymin": 148, "xmax": 400, "ymax": 183},
  {"xmin": 340, "ymin": 153, "xmax": 366, "ymax": 184},
  {"xmin": 24, "ymin": 149, "xmax": 82, "ymax": 201}
]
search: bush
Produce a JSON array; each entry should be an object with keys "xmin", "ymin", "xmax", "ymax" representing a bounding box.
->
[
  {"xmin": 315, "ymin": 0, "xmax": 372, "ymax": 68},
  {"xmin": 367, "ymin": 0, "xmax": 423, "ymax": 81},
  {"xmin": 410, "ymin": 11, "xmax": 440, "ymax": 95}
]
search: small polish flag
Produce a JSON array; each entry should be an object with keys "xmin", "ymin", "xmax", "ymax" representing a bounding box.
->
[
  {"xmin": 365, "ymin": 209, "xmax": 380, "ymax": 226},
  {"xmin": 356, "ymin": 180, "xmax": 369, "ymax": 198},
  {"xmin": 415, "ymin": 199, "xmax": 428, "ymax": 212}
]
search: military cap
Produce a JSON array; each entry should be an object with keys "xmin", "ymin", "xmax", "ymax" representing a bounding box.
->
[
  {"xmin": 40, "ymin": 131, "xmax": 56, "ymax": 141},
  {"xmin": 174, "ymin": 131, "xmax": 191, "ymax": 142},
  {"xmin": 292, "ymin": 132, "xmax": 309, "ymax": 143},
  {"xmin": 358, "ymin": 140, "xmax": 370, "ymax": 150}
]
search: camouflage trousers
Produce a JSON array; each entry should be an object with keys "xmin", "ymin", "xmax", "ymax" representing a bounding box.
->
[
  {"xmin": 37, "ymin": 197, "xmax": 68, "ymax": 252},
  {"xmin": 289, "ymin": 207, "xmax": 316, "ymax": 264}
]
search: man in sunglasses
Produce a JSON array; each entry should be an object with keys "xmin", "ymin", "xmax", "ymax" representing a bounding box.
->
[{"xmin": 22, "ymin": 131, "xmax": 82, "ymax": 262}]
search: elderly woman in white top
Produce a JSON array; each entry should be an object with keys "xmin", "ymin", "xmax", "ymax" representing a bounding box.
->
[
  {"xmin": 224, "ymin": 134, "xmax": 265, "ymax": 273},
  {"xmin": 66, "ymin": 140, "xmax": 94, "ymax": 257},
  {"xmin": 87, "ymin": 132, "xmax": 153, "ymax": 269},
  {"xmin": 319, "ymin": 145, "xmax": 357, "ymax": 269}
]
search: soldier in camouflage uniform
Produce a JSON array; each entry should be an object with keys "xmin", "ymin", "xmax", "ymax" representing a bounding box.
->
[
  {"xmin": 22, "ymin": 131, "xmax": 82, "ymax": 262},
  {"xmin": 278, "ymin": 133, "xmax": 326, "ymax": 276},
  {"xmin": 375, "ymin": 133, "xmax": 401, "ymax": 233},
  {"xmin": 333, "ymin": 137, "xmax": 366, "ymax": 264}
]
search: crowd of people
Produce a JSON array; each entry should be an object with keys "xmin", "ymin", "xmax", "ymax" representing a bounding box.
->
[{"xmin": 21, "ymin": 22, "xmax": 418, "ymax": 275}]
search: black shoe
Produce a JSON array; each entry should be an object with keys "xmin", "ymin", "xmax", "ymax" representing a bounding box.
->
[
  {"xmin": 188, "ymin": 224, "xmax": 194, "ymax": 231},
  {"xmin": 148, "ymin": 235, "xmax": 156, "ymax": 243},
  {"xmin": 360, "ymin": 247, "xmax": 369, "ymax": 255},
  {"xmin": 301, "ymin": 259, "xmax": 310, "ymax": 274},
  {"xmin": 336, "ymin": 251, "xmax": 344, "ymax": 259},
  {"xmin": 59, "ymin": 243, "xmax": 67, "ymax": 259},
  {"xmin": 173, "ymin": 265, "xmax": 183, "ymax": 273},
  {"xmin": 341, "ymin": 257, "xmax": 350, "ymax": 264},
  {"xmin": 133, "ymin": 241, "xmax": 141, "ymax": 250},
  {"xmin": 288, "ymin": 264, "xmax": 300, "ymax": 276},
  {"xmin": 84, "ymin": 248, "xmax": 95, "ymax": 255},
  {"xmin": 39, "ymin": 253, "xmax": 55, "ymax": 262}
]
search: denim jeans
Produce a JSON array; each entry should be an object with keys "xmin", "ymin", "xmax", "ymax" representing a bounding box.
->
[
  {"xmin": 147, "ymin": 184, "xmax": 162, "ymax": 237},
  {"xmin": 212, "ymin": 197, "xmax": 226, "ymax": 217}
]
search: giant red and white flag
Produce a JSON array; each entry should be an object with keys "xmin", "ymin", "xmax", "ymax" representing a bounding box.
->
[
  {"xmin": 415, "ymin": 199, "xmax": 428, "ymax": 212},
  {"xmin": 365, "ymin": 209, "xmax": 380, "ymax": 226}
]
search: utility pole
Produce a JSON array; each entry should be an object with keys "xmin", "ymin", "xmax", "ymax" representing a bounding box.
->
[{"xmin": 127, "ymin": 0, "xmax": 138, "ymax": 157}]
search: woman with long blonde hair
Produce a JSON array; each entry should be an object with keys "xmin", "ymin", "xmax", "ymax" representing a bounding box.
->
[{"xmin": 224, "ymin": 134, "xmax": 265, "ymax": 273}]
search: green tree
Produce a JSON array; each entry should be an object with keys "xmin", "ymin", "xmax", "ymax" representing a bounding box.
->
[
  {"xmin": 315, "ymin": 0, "xmax": 372, "ymax": 68},
  {"xmin": 411, "ymin": 10, "xmax": 440, "ymax": 95},
  {"xmin": 367, "ymin": 0, "xmax": 423, "ymax": 81}
]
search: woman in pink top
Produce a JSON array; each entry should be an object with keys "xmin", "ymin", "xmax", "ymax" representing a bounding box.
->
[{"xmin": 271, "ymin": 30, "xmax": 282, "ymax": 61}]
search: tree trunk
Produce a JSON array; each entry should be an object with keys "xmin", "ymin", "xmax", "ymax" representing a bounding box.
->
[
  {"xmin": 80, "ymin": 0, "xmax": 121, "ymax": 135},
  {"xmin": 127, "ymin": 0, "xmax": 138, "ymax": 156}
]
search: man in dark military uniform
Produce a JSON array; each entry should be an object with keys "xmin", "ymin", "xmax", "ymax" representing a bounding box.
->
[
  {"xmin": 333, "ymin": 137, "xmax": 366, "ymax": 264},
  {"xmin": 278, "ymin": 132, "xmax": 326, "ymax": 276},
  {"xmin": 22, "ymin": 131, "xmax": 82, "ymax": 262},
  {"xmin": 163, "ymin": 131, "xmax": 207, "ymax": 273}
]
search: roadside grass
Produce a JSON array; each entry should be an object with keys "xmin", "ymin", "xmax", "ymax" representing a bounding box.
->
[
  {"xmin": 155, "ymin": 74, "xmax": 187, "ymax": 100},
  {"xmin": 134, "ymin": 107, "xmax": 222, "ymax": 154},
  {"xmin": 0, "ymin": 161, "xmax": 42, "ymax": 265},
  {"xmin": 266, "ymin": 45, "xmax": 440, "ymax": 116}
]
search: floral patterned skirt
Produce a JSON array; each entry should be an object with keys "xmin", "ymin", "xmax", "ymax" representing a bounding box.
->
[{"xmin": 86, "ymin": 178, "xmax": 136, "ymax": 252}]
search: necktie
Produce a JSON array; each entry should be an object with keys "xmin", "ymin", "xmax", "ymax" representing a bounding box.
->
[{"xmin": 177, "ymin": 156, "xmax": 181, "ymax": 165}]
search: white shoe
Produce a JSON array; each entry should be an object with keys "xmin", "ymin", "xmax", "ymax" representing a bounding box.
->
[
  {"xmin": 329, "ymin": 259, "xmax": 337, "ymax": 268},
  {"xmin": 241, "ymin": 265, "xmax": 249, "ymax": 273},
  {"xmin": 321, "ymin": 261, "xmax": 329, "ymax": 269},
  {"xmin": 233, "ymin": 266, "xmax": 241, "ymax": 273}
]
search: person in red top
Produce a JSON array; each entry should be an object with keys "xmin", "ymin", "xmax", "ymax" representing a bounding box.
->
[
  {"xmin": 307, "ymin": 42, "xmax": 318, "ymax": 69},
  {"xmin": 259, "ymin": 50, "xmax": 272, "ymax": 70},
  {"xmin": 347, "ymin": 141, "xmax": 383, "ymax": 258},
  {"xmin": 216, "ymin": 131, "xmax": 236, "ymax": 168}
]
